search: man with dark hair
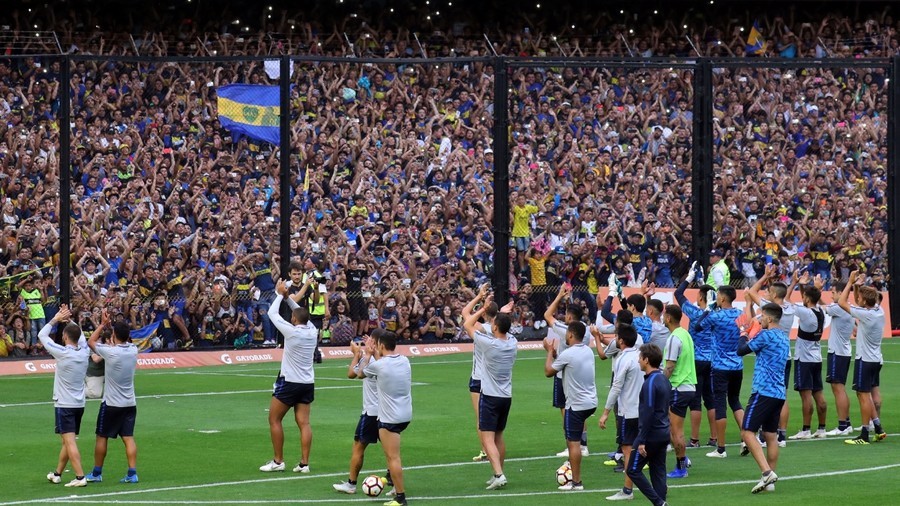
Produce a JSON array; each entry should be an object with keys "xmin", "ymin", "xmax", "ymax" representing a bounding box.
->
[
  {"xmin": 746, "ymin": 265, "xmax": 799, "ymax": 447},
  {"xmin": 333, "ymin": 330, "xmax": 382, "ymax": 495},
  {"xmin": 737, "ymin": 303, "xmax": 789, "ymax": 494},
  {"xmin": 38, "ymin": 305, "xmax": 91, "ymax": 487},
  {"xmin": 628, "ymin": 343, "xmax": 671, "ymax": 506},
  {"xmin": 675, "ymin": 263, "xmax": 717, "ymax": 448},
  {"xmin": 462, "ymin": 285, "xmax": 501, "ymax": 462},
  {"xmin": 260, "ymin": 279, "xmax": 318, "ymax": 473},
  {"xmin": 788, "ymin": 275, "xmax": 828, "ymax": 440},
  {"xmin": 662, "ymin": 305, "xmax": 695, "ymax": 479},
  {"xmin": 599, "ymin": 324, "xmax": 643, "ymax": 501},
  {"xmin": 822, "ymin": 280, "xmax": 855, "ymax": 435},
  {"xmin": 701, "ymin": 285, "xmax": 745, "ymax": 458},
  {"xmin": 85, "ymin": 310, "xmax": 140, "ymax": 484},
  {"xmin": 645, "ymin": 298, "xmax": 669, "ymax": 351},
  {"xmin": 545, "ymin": 284, "xmax": 591, "ymax": 458},
  {"xmin": 838, "ymin": 271, "xmax": 887, "ymax": 445},
  {"xmin": 464, "ymin": 296, "xmax": 518, "ymax": 491},
  {"xmin": 592, "ymin": 308, "xmax": 637, "ymax": 470},
  {"xmin": 361, "ymin": 330, "xmax": 412, "ymax": 506},
  {"xmin": 544, "ymin": 320, "xmax": 597, "ymax": 491}
]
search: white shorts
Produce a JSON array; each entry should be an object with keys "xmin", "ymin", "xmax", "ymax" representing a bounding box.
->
[{"xmin": 85, "ymin": 376, "xmax": 105, "ymax": 399}]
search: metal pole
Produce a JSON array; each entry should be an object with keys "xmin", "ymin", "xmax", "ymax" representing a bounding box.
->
[
  {"xmin": 279, "ymin": 55, "xmax": 292, "ymax": 276},
  {"xmin": 888, "ymin": 56, "xmax": 900, "ymax": 328},
  {"xmin": 59, "ymin": 55, "xmax": 71, "ymax": 306},
  {"xmin": 691, "ymin": 59, "xmax": 713, "ymax": 271},
  {"xmin": 491, "ymin": 57, "xmax": 510, "ymax": 306}
]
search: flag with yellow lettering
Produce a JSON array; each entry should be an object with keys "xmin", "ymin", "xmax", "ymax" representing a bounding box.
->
[{"xmin": 217, "ymin": 85, "xmax": 281, "ymax": 145}]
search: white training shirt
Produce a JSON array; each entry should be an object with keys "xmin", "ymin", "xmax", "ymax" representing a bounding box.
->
[
  {"xmin": 269, "ymin": 294, "xmax": 318, "ymax": 384},
  {"xmin": 38, "ymin": 323, "xmax": 90, "ymax": 408},
  {"xmin": 552, "ymin": 343, "xmax": 598, "ymax": 411},
  {"xmin": 363, "ymin": 354, "xmax": 412, "ymax": 424},
  {"xmin": 824, "ymin": 303, "xmax": 853, "ymax": 357},
  {"xmin": 605, "ymin": 346, "xmax": 643, "ymax": 419},
  {"xmin": 93, "ymin": 342, "xmax": 138, "ymax": 407},
  {"xmin": 470, "ymin": 321, "xmax": 492, "ymax": 381},
  {"xmin": 354, "ymin": 353, "xmax": 379, "ymax": 417},
  {"xmin": 473, "ymin": 330, "xmax": 517, "ymax": 398},
  {"xmin": 850, "ymin": 305, "xmax": 884, "ymax": 364}
]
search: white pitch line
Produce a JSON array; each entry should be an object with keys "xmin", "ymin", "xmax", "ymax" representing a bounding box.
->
[
  {"xmin": 4, "ymin": 434, "xmax": 895, "ymax": 506},
  {"xmin": 27, "ymin": 462, "xmax": 900, "ymax": 504},
  {"xmin": 0, "ymin": 384, "xmax": 367, "ymax": 408}
]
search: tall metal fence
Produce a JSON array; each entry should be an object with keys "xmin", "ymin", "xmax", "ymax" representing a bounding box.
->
[{"xmin": 0, "ymin": 54, "xmax": 895, "ymax": 353}]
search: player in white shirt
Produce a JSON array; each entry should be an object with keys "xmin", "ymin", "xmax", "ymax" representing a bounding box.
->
[
  {"xmin": 464, "ymin": 296, "xmax": 518, "ymax": 491},
  {"xmin": 259, "ymin": 280, "xmax": 319, "ymax": 473},
  {"xmin": 821, "ymin": 280, "xmax": 856, "ymax": 435},
  {"xmin": 462, "ymin": 285, "xmax": 500, "ymax": 462},
  {"xmin": 85, "ymin": 309, "xmax": 140, "ymax": 484},
  {"xmin": 39, "ymin": 305, "xmax": 91, "ymax": 488},
  {"xmin": 361, "ymin": 330, "xmax": 413, "ymax": 506}
]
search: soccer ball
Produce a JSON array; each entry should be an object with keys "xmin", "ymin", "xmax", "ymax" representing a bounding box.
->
[
  {"xmin": 361, "ymin": 475, "xmax": 386, "ymax": 497},
  {"xmin": 556, "ymin": 463, "xmax": 573, "ymax": 486}
]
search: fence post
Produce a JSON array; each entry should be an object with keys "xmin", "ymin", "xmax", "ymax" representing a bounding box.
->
[
  {"xmin": 691, "ymin": 59, "xmax": 714, "ymax": 271},
  {"xmin": 888, "ymin": 56, "xmax": 900, "ymax": 328},
  {"xmin": 59, "ymin": 55, "xmax": 71, "ymax": 306},
  {"xmin": 491, "ymin": 57, "xmax": 510, "ymax": 306},
  {"xmin": 279, "ymin": 55, "xmax": 291, "ymax": 276}
]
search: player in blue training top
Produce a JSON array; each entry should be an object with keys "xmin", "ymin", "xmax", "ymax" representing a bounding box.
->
[
  {"xmin": 699, "ymin": 285, "xmax": 744, "ymax": 458},
  {"xmin": 674, "ymin": 262, "xmax": 718, "ymax": 448},
  {"xmin": 737, "ymin": 303, "xmax": 790, "ymax": 494}
]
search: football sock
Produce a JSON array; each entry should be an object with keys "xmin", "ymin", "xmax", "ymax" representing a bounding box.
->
[
  {"xmin": 818, "ymin": 424, "xmax": 826, "ymax": 431},
  {"xmin": 802, "ymin": 425, "xmax": 810, "ymax": 432},
  {"xmin": 396, "ymin": 492, "xmax": 406, "ymax": 503},
  {"xmin": 717, "ymin": 446, "xmax": 726, "ymax": 454},
  {"xmin": 348, "ymin": 479, "xmax": 357, "ymax": 485},
  {"xmin": 623, "ymin": 487, "xmax": 633, "ymax": 495},
  {"xmin": 92, "ymin": 466, "xmax": 102, "ymax": 476},
  {"xmin": 690, "ymin": 438, "xmax": 699, "ymax": 445},
  {"xmin": 777, "ymin": 429, "xmax": 786, "ymax": 441},
  {"xmin": 873, "ymin": 418, "xmax": 883, "ymax": 433},
  {"xmin": 76, "ymin": 475, "xmax": 85, "ymax": 480},
  {"xmin": 677, "ymin": 457, "xmax": 686, "ymax": 469},
  {"xmin": 861, "ymin": 427, "xmax": 870, "ymax": 441},
  {"xmin": 127, "ymin": 468, "xmax": 137, "ymax": 477},
  {"xmin": 838, "ymin": 420, "xmax": 849, "ymax": 430},
  {"xmin": 52, "ymin": 472, "xmax": 61, "ymax": 477}
]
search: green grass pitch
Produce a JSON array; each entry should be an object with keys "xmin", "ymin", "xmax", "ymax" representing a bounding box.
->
[{"xmin": 2, "ymin": 342, "xmax": 898, "ymax": 505}]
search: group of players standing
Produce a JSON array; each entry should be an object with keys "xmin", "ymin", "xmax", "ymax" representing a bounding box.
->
[{"xmin": 40, "ymin": 252, "xmax": 886, "ymax": 506}]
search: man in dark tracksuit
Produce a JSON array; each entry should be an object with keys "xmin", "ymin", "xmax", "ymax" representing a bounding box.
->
[{"xmin": 627, "ymin": 343, "xmax": 671, "ymax": 506}]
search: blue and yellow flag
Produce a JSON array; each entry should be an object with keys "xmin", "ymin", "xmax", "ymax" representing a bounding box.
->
[
  {"xmin": 130, "ymin": 321, "xmax": 160, "ymax": 353},
  {"xmin": 217, "ymin": 84, "xmax": 281, "ymax": 145},
  {"xmin": 745, "ymin": 22, "xmax": 765, "ymax": 56}
]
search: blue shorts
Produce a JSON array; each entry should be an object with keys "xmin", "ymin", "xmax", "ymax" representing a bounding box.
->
[
  {"xmin": 670, "ymin": 390, "xmax": 695, "ymax": 418},
  {"xmin": 552, "ymin": 376, "xmax": 566, "ymax": 409},
  {"xmin": 563, "ymin": 407, "xmax": 596, "ymax": 441},
  {"xmin": 378, "ymin": 421, "xmax": 410, "ymax": 434},
  {"xmin": 826, "ymin": 353, "xmax": 851, "ymax": 385},
  {"xmin": 479, "ymin": 394, "xmax": 512, "ymax": 432},
  {"xmin": 852, "ymin": 359, "xmax": 881, "ymax": 393},
  {"xmin": 513, "ymin": 236, "xmax": 530, "ymax": 252},
  {"xmin": 355, "ymin": 414, "xmax": 379, "ymax": 444},
  {"xmin": 742, "ymin": 393, "xmax": 784, "ymax": 434},
  {"xmin": 689, "ymin": 360, "xmax": 714, "ymax": 411},
  {"xmin": 55, "ymin": 407, "xmax": 85, "ymax": 435},
  {"xmin": 617, "ymin": 416, "xmax": 639, "ymax": 446},
  {"xmin": 468, "ymin": 377, "xmax": 482, "ymax": 394},
  {"xmin": 272, "ymin": 377, "xmax": 315, "ymax": 406},
  {"xmin": 95, "ymin": 402, "xmax": 137, "ymax": 438},
  {"xmin": 794, "ymin": 360, "xmax": 823, "ymax": 392}
]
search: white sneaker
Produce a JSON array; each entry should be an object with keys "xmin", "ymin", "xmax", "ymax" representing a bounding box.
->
[
  {"xmin": 826, "ymin": 426, "xmax": 853, "ymax": 436},
  {"xmin": 385, "ymin": 487, "xmax": 396, "ymax": 497},
  {"xmin": 777, "ymin": 439, "xmax": 786, "ymax": 448},
  {"xmin": 65, "ymin": 477, "xmax": 87, "ymax": 488},
  {"xmin": 485, "ymin": 476, "xmax": 496, "ymax": 485},
  {"xmin": 666, "ymin": 444, "xmax": 673, "ymax": 452},
  {"xmin": 581, "ymin": 445, "xmax": 589, "ymax": 457},
  {"xmin": 556, "ymin": 448, "xmax": 570, "ymax": 457},
  {"xmin": 332, "ymin": 481, "xmax": 356, "ymax": 494},
  {"xmin": 765, "ymin": 484, "xmax": 775, "ymax": 492},
  {"xmin": 812, "ymin": 429, "xmax": 827, "ymax": 438},
  {"xmin": 259, "ymin": 460, "xmax": 285, "ymax": 472},
  {"xmin": 760, "ymin": 440, "xmax": 767, "ymax": 448},
  {"xmin": 47, "ymin": 473, "xmax": 61, "ymax": 484},
  {"xmin": 606, "ymin": 490, "xmax": 634, "ymax": 501},
  {"xmin": 292, "ymin": 463, "xmax": 310, "ymax": 473},
  {"xmin": 559, "ymin": 482, "xmax": 584, "ymax": 491},
  {"xmin": 486, "ymin": 474, "xmax": 507, "ymax": 490},
  {"xmin": 705, "ymin": 450, "xmax": 727, "ymax": 458},
  {"xmin": 751, "ymin": 471, "xmax": 778, "ymax": 494},
  {"xmin": 788, "ymin": 430, "xmax": 812, "ymax": 440}
]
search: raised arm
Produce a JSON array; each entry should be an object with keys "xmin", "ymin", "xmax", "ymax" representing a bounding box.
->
[
  {"xmin": 837, "ymin": 270, "xmax": 858, "ymax": 315},
  {"xmin": 544, "ymin": 284, "xmax": 570, "ymax": 327}
]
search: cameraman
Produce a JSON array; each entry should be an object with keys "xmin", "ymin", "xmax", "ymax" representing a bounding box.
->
[{"xmin": 301, "ymin": 256, "xmax": 328, "ymax": 363}]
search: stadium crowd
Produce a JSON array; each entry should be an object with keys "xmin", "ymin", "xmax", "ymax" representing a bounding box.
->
[{"xmin": 0, "ymin": 2, "xmax": 893, "ymax": 355}]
